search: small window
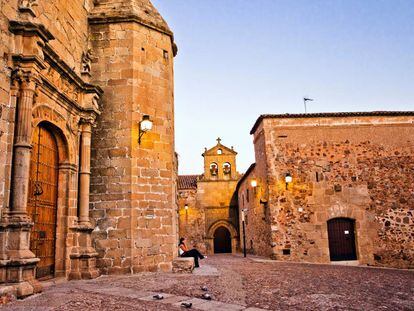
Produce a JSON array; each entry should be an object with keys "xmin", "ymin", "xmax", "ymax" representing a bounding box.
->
[
  {"xmin": 246, "ymin": 189, "xmax": 249, "ymax": 202},
  {"xmin": 210, "ymin": 162, "xmax": 218, "ymax": 176},
  {"xmin": 217, "ymin": 149, "xmax": 222, "ymax": 155}
]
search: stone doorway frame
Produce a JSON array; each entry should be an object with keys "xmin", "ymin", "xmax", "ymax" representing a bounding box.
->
[
  {"xmin": 206, "ymin": 220, "xmax": 238, "ymax": 254},
  {"xmin": 30, "ymin": 120, "xmax": 73, "ymax": 278}
]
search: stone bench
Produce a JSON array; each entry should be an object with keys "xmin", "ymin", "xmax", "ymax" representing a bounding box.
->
[{"xmin": 172, "ymin": 257, "xmax": 194, "ymax": 273}]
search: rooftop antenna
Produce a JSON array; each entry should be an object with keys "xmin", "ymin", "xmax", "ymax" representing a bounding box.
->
[{"xmin": 303, "ymin": 97, "xmax": 314, "ymax": 113}]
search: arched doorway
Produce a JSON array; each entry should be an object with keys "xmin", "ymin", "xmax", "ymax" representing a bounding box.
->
[
  {"xmin": 327, "ymin": 218, "xmax": 357, "ymax": 261},
  {"xmin": 213, "ymin": 226, "xmax": 232, "ymax": 253},
  {"xmin": 27, "ymin": 124, "xmax": 59, "ymax": 279}
]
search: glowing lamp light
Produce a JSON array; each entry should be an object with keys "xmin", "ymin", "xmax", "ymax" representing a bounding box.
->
[
  {"xmin": 184, "ymin": 204, "xmax": 189, "ymax": 210},
  {"xmin": 138, "ymin": 115, "xmax": 153, "ymax": 144},
  {"xmin": 140, "ymin": 115, "xmax": 153, "ymax": 131},
  {"xmin": 250, "ymin": 179, "xmax": 258, "ymax": 188},
  {"xmin": 285, "ymin": 173, "xmax": 292, "ymax": 190}
]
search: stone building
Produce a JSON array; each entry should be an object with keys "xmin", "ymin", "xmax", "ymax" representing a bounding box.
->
[
  {"xmin": 178, "ymin": 139, "xmax": 240, "ymax": 254},
  {"xmin": 0, "ymin": 0, "xmax": 177, "ymax": 298},
  {"xmin": 238, "ymin": 111, "xmax": 414, "ymax": 269}
]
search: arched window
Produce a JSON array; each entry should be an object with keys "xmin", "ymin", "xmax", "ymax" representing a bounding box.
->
[
  {"xmin": 223, "ymin": 162, "xmax": 231, "ymax": 175},
  {"xmin": 210, "ymin": 162, "xmax": 218, "ymax": 176},
  {"xmin": 217, "ymin": 149, "xmax": 222, "ymax": 155}
]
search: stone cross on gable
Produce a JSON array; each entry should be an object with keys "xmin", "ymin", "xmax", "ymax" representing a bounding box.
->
[{"xmin": 216, "ymin": 137, "xmax": 221, "ymax": 144}]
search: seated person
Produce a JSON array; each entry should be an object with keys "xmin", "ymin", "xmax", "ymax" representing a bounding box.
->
[{"xmin": 178, "ymin": 237, "xmax": 206, "ymax": 268}]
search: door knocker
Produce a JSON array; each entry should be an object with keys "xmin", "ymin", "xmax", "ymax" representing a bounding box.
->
[{"xmin": 34, "ymin": 182, "xmax": 43, "ymax": 196}]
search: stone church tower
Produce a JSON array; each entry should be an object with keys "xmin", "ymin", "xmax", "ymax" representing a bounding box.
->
[
  {"xmin": 0, "ymin": 0, "xmax": 177, "ymax": 298},
  {"xmin": 88, "ymin": 0, "xmax": 178, "ymax": 275},
  {"xmin": 178, "ymin": 139, "xmax": 240, "ymax": 254}
]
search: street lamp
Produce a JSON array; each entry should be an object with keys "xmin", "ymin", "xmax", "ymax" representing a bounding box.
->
[
  {"xmin": 285, "ymin": 173, "xmax": 292, "ymax": 190},
  {"xmin": 250, "ymin": 179, "xmax": 257, "ymax": 188},
  {"xmin": 184, "ymin": 204, "xmax": 189, "ymax": 224},
  {"xmin": 241, "ymin": 208, "xmax": 247, "ymax": 258},
  {"xmin": 250, "ymin": 179, "xmax": 258, "ymax": 195},
  {"xmin": 138, "ymin": 115, "xmax": 153, "ymax": 144}
]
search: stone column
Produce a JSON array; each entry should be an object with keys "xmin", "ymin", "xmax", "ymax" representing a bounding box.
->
[
  {"xmin": 0, "ymin": 69, "xmax": 41, "ymax": 298},
  {"xmin": 68, "ymin": 118, "xmax": 99, "ymax": 280},
  {"xmin": 78, "ymin": 120, "xmax": 92, "ymax": 225},
  {"xmin": 10, "ymin": 73, "xmax": 38, "ymax": 222}
]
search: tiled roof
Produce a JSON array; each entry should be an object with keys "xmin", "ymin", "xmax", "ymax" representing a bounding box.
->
[
  {"xmin": 178, "ymin": 175, "xmax": 199, "ymax": 190},
  {"xmin": 250, "ymin": 111, "xmax": 414, "ymax": 134}
]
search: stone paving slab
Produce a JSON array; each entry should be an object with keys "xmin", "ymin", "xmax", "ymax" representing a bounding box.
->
[
  {"xmin": 194, "ymin": 300, "xmax": 246, "ymax": 311},
  {"xmin": 193, "ymin": 264, "xmax": 220, "ymax": 276},
  {"xmin": 172, "ymin": 297, "xmax": 211, "ymax": 309},
  {"xmin": 80, "ymin": 285, "xmax": 156, "ymax": 300},
  {"xmin": 158, "ymin": 295, "xmax": 189, "ymax": 304},
  {"xmin": 75, "ymin": 283, "xmax": 263, "ymax": 311},
  {"xmin": 138, "ymin": 293, "xmax": 175, "ymax": 301}
]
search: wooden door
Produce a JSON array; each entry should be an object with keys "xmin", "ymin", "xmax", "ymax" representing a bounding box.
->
[
  {"xmin": 214, "ymin": 226, "xmax": 232, "ymax": 253},
  {"xmin": 328, "ymin": 218, "xmax": 357, "ymax": 261},
  {"xmin": 27, "ymin": 125, "xmax": 59, "ymax": 279}
]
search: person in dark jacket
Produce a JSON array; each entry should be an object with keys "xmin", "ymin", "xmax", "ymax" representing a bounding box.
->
[{"xmin": 178, "ymin": 237, "xmax": 206, "ymax": 268}]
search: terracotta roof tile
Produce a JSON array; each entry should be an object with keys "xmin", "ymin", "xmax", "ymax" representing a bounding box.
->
[{"xmin": 178, "ymin": 175, "xmax": 198, "ymax": 190}]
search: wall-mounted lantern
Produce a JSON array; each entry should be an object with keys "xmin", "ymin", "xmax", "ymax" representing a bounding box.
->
[
  {"xmin": 138, "ymin": 115, "xmax": 153, "ymax": 144},
  {"xmin": 285, "ymin": 172, "xmax": 292, "ymax": 190},
  {"xmin": 250, "ymin": 179, "xmax": 258, "ymax": 188},
  {"xmin": 184, "ymin": 204, "xmax": 189, "ymax": 210}
]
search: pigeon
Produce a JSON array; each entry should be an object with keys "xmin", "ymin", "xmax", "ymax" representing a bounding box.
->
[
  {"xmin": 201, "ymin": 293, "xmax": 212, "ymax": 300},
  {"xmin": 153, "ymin": 294, "xmax": 164, "ymax": 300},
  {"xmin": 201, "ymin": 286, "xmax": 208, "ymax": 291},
  {"xmin": 181, "ymin": 302, "xmax": 193, "ymax": 308}
]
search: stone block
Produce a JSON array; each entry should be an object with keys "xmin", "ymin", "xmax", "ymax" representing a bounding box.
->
[{"xmin": 172, "ymin": 257, "xmax": 194, "ymax": 273}]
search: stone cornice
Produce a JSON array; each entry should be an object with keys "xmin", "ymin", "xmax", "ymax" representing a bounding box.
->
[
  {"xmin": 88, "ymin": 14, "xmax": 178, "ymax": 57},
  {"xmin": 9, "ymin": 20, "xmax": 54, "ymax": 42},
  {"xmin": 88, "ymin": 13, "xmax": 172, "ymax": 37},
  {"xmin": 250, "ymin": 111, "xmax": 414, "ymax": 134}
]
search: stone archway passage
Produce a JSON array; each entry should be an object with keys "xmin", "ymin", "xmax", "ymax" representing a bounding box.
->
[
  {"xmin": 213, "ymin": 226, "xmax": 232, "ymax": 253},
  {"xmin": 327, "ymin": 218, "xmax": 357, "ymax": 261},
  {"xmin": 27, "ymin": 125, "xmax": 59, "ymax": 279}
]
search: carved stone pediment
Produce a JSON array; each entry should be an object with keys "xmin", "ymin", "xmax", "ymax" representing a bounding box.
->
[
  {"xmin": 18, "ymin": 0, "xmax": 39, "ymax": 17},
  {"xmin": 43, "ymin": 63, "xmax": 81, "ymax": 104}
]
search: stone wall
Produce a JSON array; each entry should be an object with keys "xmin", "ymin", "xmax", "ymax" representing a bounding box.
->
[
  {"xmin": 178, "ymin": 189, "xmax": 206, "ymax": 253},
  {"xmin": 89, "ymin": 1, "xmax": 177, "ymax": 274},
  {"xmin": 197, "ymin": 180, "xmax": 239, "ymax": 254},
  {"xmin": 36, "ymin": 0, "xmax": 91, "ymax": 75},
  {"xmin": 237, "ymin": 164, "xmax": 273, "ymax": 257},
  {"xmin": 0, "ymin": 0, "xmax": 17, "ymax": 213},
  {"xmin": 250, "ymin": 114, "xmax": 414, "ymax": 269}
]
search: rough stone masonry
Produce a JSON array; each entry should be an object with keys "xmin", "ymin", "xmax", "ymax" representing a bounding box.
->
[
  {"xmin": 239, "ymin": 112, "xmax": 414, "ymax": 269},
  {"xmin": 0, "ymin": 0, "xmax": 178, "ymax": 298}
]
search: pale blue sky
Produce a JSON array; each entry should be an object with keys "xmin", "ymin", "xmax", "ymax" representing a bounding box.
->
[{"xmin": 151, "ymin": 0, "xmax": 414, "ymax": 174}]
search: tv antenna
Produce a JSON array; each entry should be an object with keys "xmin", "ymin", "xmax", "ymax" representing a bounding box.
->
[{"xmin": 303, "ymin": 97, "xmax": 314, "ymax": 113}]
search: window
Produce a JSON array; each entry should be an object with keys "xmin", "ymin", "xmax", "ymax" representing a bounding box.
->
[
  {"xmin": 246, "ymin": 189, "xmax": 249, "ymax": 202},
  {"xmin": 217, "ymin": 149, "xmax": 222, "ymax": 155}
]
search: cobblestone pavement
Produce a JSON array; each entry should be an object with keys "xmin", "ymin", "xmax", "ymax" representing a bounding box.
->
[{"xmin": 1, "ymin": 255, "xmax": 413, "ymax": 310}]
